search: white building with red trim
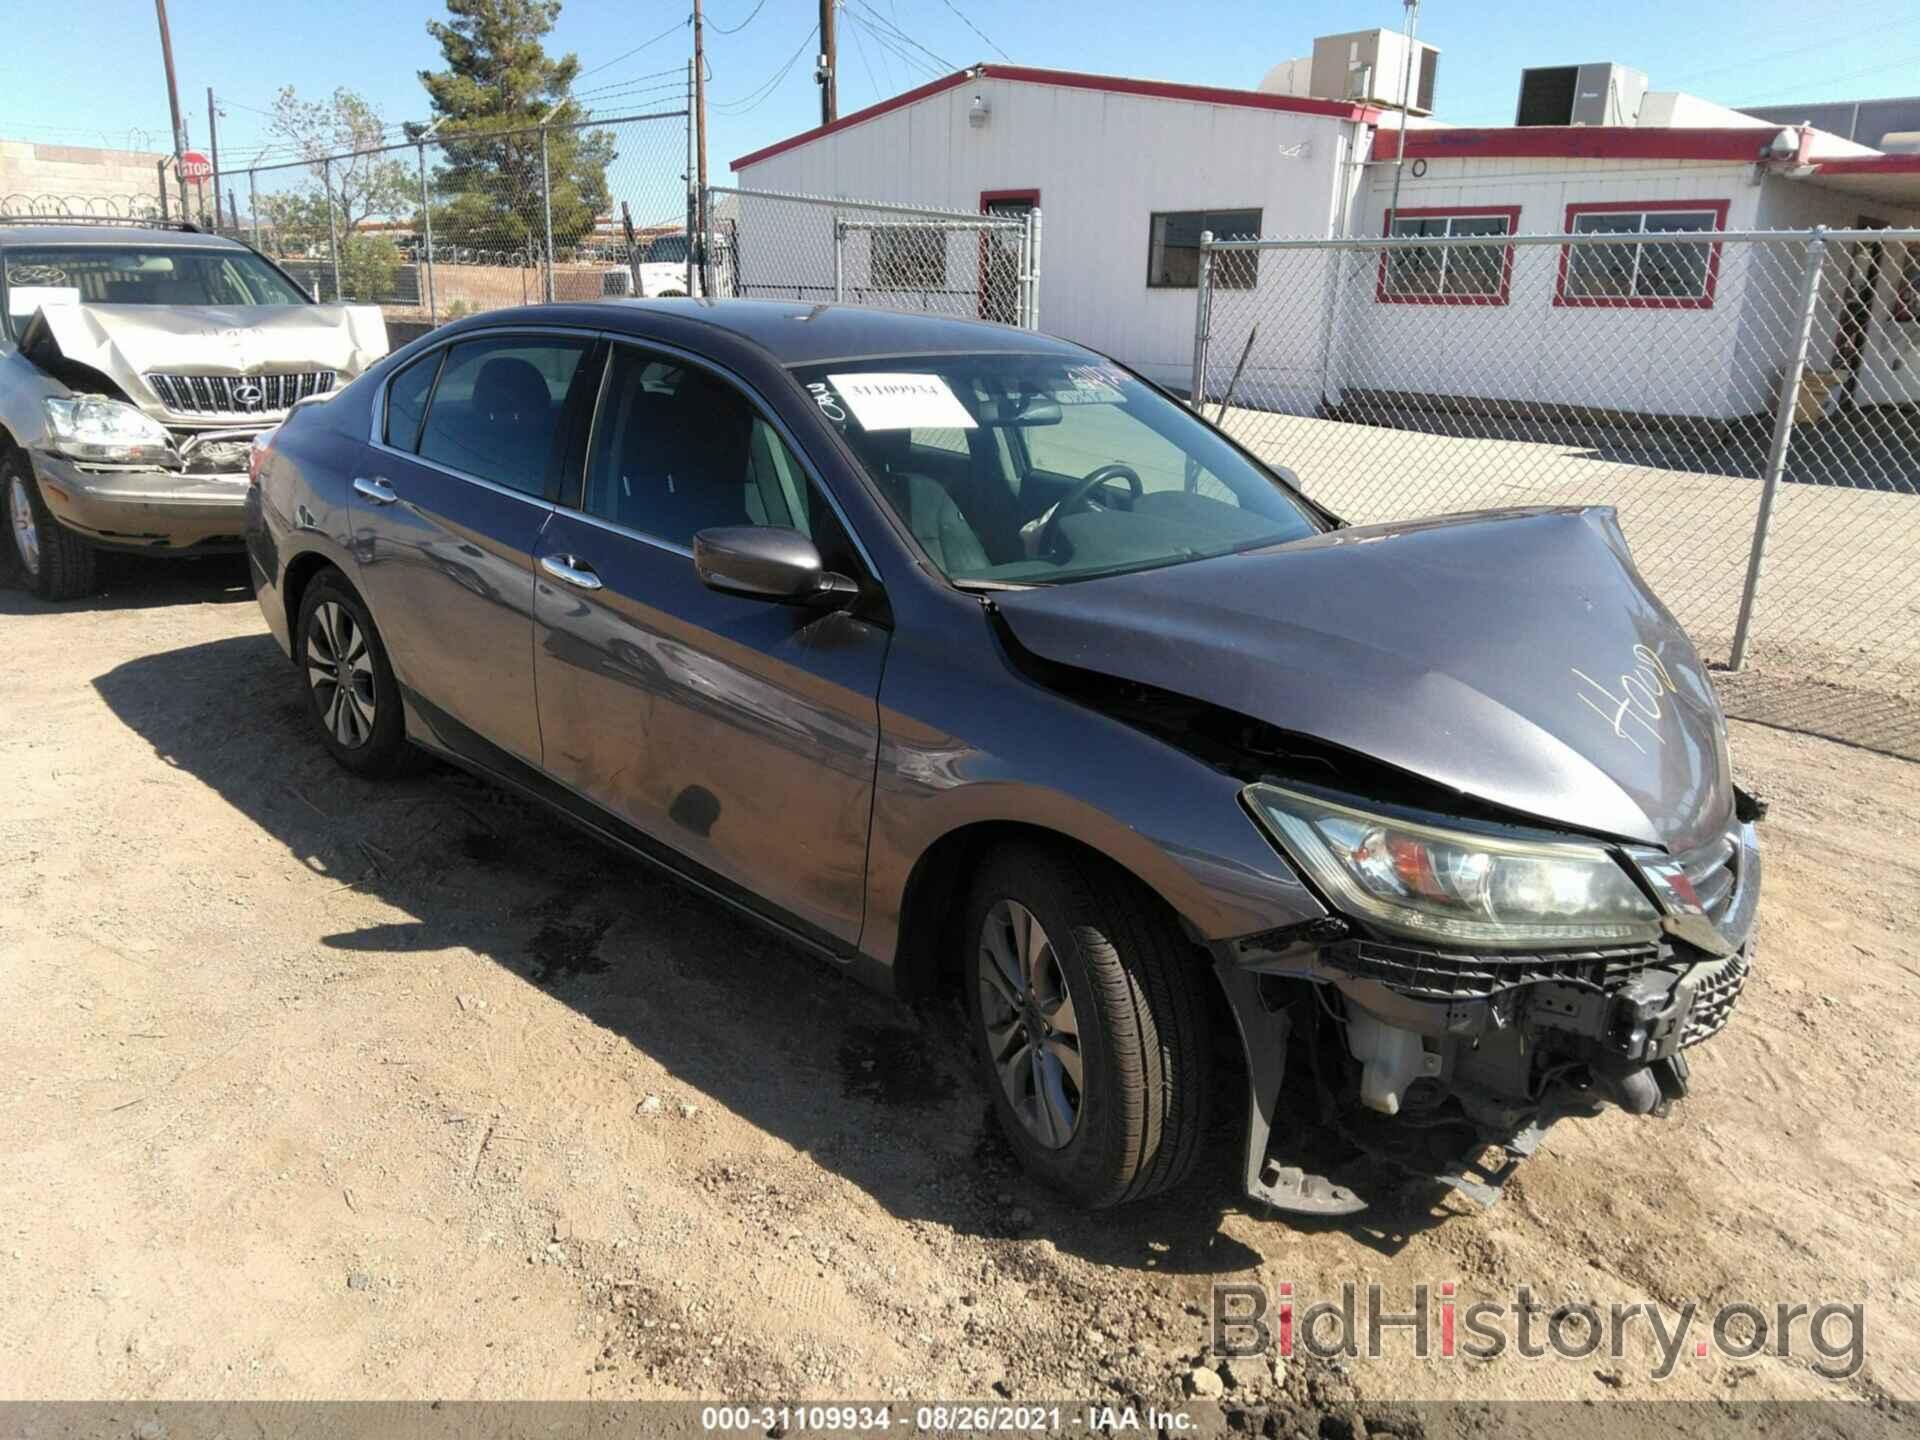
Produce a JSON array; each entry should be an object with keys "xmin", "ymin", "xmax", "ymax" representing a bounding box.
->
[{"xmin": 731, "ymin": 57, "xmax": 1920, "ymax": 417}]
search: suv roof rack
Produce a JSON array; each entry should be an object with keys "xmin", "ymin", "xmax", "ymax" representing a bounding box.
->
[{"xmin": 0, "ymin": 215, "xmax": 203, "ymax": 232}]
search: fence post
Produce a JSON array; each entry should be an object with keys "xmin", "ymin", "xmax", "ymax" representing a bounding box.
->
[
  {"xmin": 1026, "ymin": 208, "xmax": 1042, "ymax": 332},
  {"xmin": 539, "ymin": 126, "xmax": 556, "ymax": 304},
  {"xmin": 1189, "ymin": 230, "xmax": 1214, "ymax": 409},
  {"xmin": 833, "ymin": 218, "xmax": 845, "ymax": 303},
  {"xmin": 686, "ymin": 59, "xmax": 697, "ymax": 297},
  {"xmin": 417, "ymin": 144, "xmax": 437, "ymax": 325},
  {"xmin": 247, "ymin": 170, "xmax": 258, "ymax": 248},
  {"xmin": 1729, "ymin": 227, "xmax": 1828, "ymax": 672},
  {"xmin": 323, "ymin": 158, "xmax": 341, "ymax": 302}
]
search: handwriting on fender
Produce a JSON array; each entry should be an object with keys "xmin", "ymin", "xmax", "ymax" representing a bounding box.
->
[{"xmin": 1571, "ymin": 645, "xmax": 1678, "ymax": 755}]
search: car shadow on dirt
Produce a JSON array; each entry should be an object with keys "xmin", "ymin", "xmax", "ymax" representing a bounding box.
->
[
  {"xmin": 1, "ymin": 552, "xmax": 253, "ymax": 613},
  {"xmin": 93, "ymin": 631, "xmax": 1459, "ymax": 1276}
]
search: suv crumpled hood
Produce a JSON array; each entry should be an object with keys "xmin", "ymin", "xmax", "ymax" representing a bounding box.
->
[
  {"xmin": 991, "ymin": 506, "xmax": 1732, "ymax": 854},
  {"xmin": 21, "ymin": 301, "xmax": 388, "ymax": 421}
]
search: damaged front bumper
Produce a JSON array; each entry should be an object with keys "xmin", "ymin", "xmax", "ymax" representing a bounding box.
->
[
  {"xmin": 30, "ymin": 430, "xmax": 261, "ymax": 553},
  {"xmin": 1215, "ymin": 818, "xmax": 1761, "ymax": 1215}
]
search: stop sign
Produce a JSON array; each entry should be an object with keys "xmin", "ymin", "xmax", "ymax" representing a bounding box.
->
[{"xmin": 180, "ymin": 150, "xmax": 213, "ymax": 181}]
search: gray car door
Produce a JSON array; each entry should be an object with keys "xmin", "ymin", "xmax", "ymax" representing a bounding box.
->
[
  {"xmin": 353, "ymin": 331, "xmax": 595, "ymax": 766},
  {"xmin": 531, "ymin": 342, "xmax": 888, "ymax": 948}
]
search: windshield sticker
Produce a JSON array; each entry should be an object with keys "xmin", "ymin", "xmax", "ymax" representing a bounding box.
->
[
  {"xmin": 6, "ymin": 284, "xmax": 81, "ymax": 317},
  {"xmin": 828, "ymin": 372, "xmax": 976, "ymax": 431}
]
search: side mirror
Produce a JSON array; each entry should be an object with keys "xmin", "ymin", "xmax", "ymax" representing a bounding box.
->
[{"xmin": 693, "ymin": 526, "xmax": 859, "ymax": 608}]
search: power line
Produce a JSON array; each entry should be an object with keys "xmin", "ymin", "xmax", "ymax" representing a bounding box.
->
[
  {"xmin": 712, "ymin": 21, "xmax": 819, "ymax": 114},
  {"xmin": 709, "ymin": 0, "xmax": 769, "ymax": 36},
  {"xmin": 842, "ymin": 9, "xmax": 942, "ymax": 81},
  {"xmin": 845, "ymin": 6, "xmax": 885, "ymax": 105},
  {"xmin": 934, "ymin": 0, "xmax": 1009, "ymax": 61},
  {"xmin": 577, "ymin": 14, "xmax": 689, "ymax": 80},
  {"xmin": 844, "ymin": 1, "xmax": 952, "ymax": 73}
]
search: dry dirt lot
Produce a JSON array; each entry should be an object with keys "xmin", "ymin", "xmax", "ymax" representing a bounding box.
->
[{"xmin": 2, "ymin": 558, "xmax": 1918, "ymax": 1431}]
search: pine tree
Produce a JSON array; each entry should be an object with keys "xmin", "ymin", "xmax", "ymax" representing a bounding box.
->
[{"xmin": 416, "ymin": 0, "xmax": 614, "ymax": 255}]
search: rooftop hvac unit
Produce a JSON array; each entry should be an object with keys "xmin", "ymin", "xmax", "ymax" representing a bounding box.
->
[
  {"xmin": 1308, "ymin": 29, "xmax": 1439, "ymax": 116},
  {"xmin": 1516, "ymin": 63, "xmax": 1649, "ymax": 127}
]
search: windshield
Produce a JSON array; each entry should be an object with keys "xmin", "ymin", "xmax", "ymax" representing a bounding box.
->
[
  {"xmin": 643, "ymin": 234, "xmax": 690, "ymax": 265},
  {"xmin": 2, "ymin": 245, "xmax": 309, "ymax": 334},
  {"xmin": 792, "ymin": 354, "xmax": 1320, "ymax": 585}
]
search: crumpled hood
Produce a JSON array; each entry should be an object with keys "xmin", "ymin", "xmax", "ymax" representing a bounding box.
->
[
  {"xmin": 21, "ymin": 301, "xmax": 388, "ymax": 420},
  {"xmin": 992, "ymin": 506, "xmax": 1733, "ymax": 853}
]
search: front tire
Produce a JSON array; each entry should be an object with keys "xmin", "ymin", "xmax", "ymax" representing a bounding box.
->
[
  {"xmin": 963, "ymin": 843, "xmax": 1213, "ymax": 1208},
  {"xmin": 296, "ymin": 571, "xmax": 416, "ymax": 777},
  {"xmin": 6, "ymin": 453, "xmax": 98, "ymax": 600}
]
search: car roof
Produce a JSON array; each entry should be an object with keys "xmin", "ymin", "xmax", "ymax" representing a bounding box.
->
[
  {"xmin": 0, "ymin": 224, "xmax": 248, "ymax": 250},
  {"xmin": 448, "ymin": 297, "xmax": 1091, "ymax": 367}
]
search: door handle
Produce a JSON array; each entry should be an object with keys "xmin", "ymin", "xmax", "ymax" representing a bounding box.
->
[
  {"xmin": 352, "ymin": 476, "xmax": 398, "ymax": 506},
  {"xmin": 540, "ymin": 553, "xmax": 603, "ymax": 591}
]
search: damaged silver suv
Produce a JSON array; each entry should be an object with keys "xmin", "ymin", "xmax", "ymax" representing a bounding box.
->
[{"xmin": 2, "ymin": 219, "xmax": 388, "ymax": 598}]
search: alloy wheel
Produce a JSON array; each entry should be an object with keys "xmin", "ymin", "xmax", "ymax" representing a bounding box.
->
[
  {"xmin": 977, "ymin": 898, "xmax": 1084, "ymax": 1149},
  {"xmin": 306, "ymin": 600, "xmax": 377, "ymax": 749},
  {"xmin": 9, "ymin": 474, "xmax": 39, "ymax": 577}
]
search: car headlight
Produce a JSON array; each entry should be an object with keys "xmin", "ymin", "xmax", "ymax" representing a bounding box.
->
[
  {"xmin": 43, "ymin": 396, "xmax": 176, "ymax": 465},
  {"xmin": 1244, "ymin": 782, "xmax": 1660, "ymax": 949}
]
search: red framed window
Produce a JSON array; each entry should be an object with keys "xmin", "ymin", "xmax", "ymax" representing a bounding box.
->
[
  {"xmin": 1376, "ymin": 206, "xmax": 1521, "ymax": 305},
  {"xmin": 1556, "ymin": 199, "xmax": 1731, "ymax": 310}
]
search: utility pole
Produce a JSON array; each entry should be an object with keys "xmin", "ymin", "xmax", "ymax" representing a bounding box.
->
[
  {"xmin": 153, "ymin": 0, "xmax": 189, "ymax": 217},
  {"xmin": 693, "ymin": 0, "xmax": 708, "ymax": 288},
  {"xmin": 206, "ymin": 87, "xmax": 223, "ymax": 230},
  {"xmin": 817, "ymin": 0, "xmax": 838, "ymax": 125}
]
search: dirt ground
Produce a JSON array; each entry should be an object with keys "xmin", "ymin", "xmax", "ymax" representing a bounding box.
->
[{"xmin": 2, "ymin": 557, "xmax": 1917, "ymax": 1426}]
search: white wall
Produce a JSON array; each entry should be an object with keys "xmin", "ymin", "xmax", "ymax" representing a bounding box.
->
[
  {"xmin": 734, "ymin": 77, "xmax": 1365, "ymax": 386},
  {"xmin": 1259, "ymin": 157, "xmax": 1770, "ymax": 421},
  {"xmin": 1750, "ymin": 174, "xmax": 1920, "ymax": 409}
]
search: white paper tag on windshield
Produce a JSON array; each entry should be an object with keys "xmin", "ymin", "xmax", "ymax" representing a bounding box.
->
[
  {"xmin": 7, "ymin": 285, "xmax": 81, "ymax": 317},
  {"xmin": 827, "ymin": 372, "xmax": 976, "ymax": 431}
]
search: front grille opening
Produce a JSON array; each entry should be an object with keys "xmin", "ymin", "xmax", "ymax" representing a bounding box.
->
[
  {"xmin": 146, "ymin": 371, "xmax": 336, "ymax": 415},
  {"xmin": 1323, "ymin": 938, "xmax": 1660, "ymax": 1002}
]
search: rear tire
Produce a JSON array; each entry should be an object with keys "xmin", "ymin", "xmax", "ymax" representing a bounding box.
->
[
  {"xmin": 295, "ymin": 570, "xmax": 418, "ymax": 778},
  {"xmin": 6, "ymin": 453, "xmax": 98, "ymax": 600},
  {"xmin": 963, "ymin": 843, "xmax": 1213, "ymax": 1208}
]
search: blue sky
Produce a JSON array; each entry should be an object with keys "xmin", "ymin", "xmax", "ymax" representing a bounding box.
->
[{"xmin": 6, "ymin": 0, "xmax": 1919, "ymax": 177}]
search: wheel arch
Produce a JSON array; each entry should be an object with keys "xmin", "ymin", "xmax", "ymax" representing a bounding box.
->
[
  {"xmin": 282, "ymin": 549, "xmax": 353, "ymax": 650},
  {"xmin": 887, "ymin": 819, "xmax": 1208, "ymax": 1004}
]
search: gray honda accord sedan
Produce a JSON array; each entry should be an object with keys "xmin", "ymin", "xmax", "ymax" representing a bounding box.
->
[{"xmin": 246, "ymin": 299, "xmax": 1761, "ymax": 1215}]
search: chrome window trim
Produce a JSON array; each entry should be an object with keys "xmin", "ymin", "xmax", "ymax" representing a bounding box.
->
[
  {"xmin": 578, "ymin": 331, "xmax": 884, "ymax": 583},
  {"xmin": 363, "ymin": 437, "xmax": 561, "ymax": 514}
]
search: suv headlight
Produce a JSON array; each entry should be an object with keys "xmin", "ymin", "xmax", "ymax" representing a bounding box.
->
[
  {"xmin": 43, "ymin": 396, "xmax": 176, "ymax": 465},
  {"xmin": 1245, "ymin": 782, "xmax": 1660, "ymax": 949}
]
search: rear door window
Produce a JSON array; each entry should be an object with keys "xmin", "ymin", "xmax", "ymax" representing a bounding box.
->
[
  {"xmin": 382, "ymin": 349, "xmax": 445, "ymax": 453},
  {"xmin": 415, "ymin": 335, "xmax": 590, "ymax": 497}
]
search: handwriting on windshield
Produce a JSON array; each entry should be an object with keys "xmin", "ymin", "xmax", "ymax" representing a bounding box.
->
[{"xmin": 1571, "ymin": 645, "xmax": 1678, "ymax": 755}]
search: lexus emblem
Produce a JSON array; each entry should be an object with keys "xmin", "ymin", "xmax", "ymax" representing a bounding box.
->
[{"xmin": 233, "ymin": 382, "xmax": 265, "ymax": 410}]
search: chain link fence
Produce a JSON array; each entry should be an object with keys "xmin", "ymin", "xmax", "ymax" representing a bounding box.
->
[
  {"xmin": 1190, "ymin": 227, "xmax": 1920, "ymax": 757},
  {"xmin": 240, "ymin": 109, "xmax": 691, "ymax": 324},
  {"xmin": 703, "ymin": 185, "xmax": 1041, "ymax": 329}
]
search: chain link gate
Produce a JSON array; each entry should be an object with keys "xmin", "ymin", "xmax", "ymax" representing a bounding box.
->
[
  {"xmin": 1188, "ymin": 225, "xmax": 1920, "ymax": 756},
  {"xmin": 243, "ymin": 106, "xmax": 691, "ymax": 324},
  {"xmin": 702, "ymin": 185, "xmax": 1041, "ymax": 329}
]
